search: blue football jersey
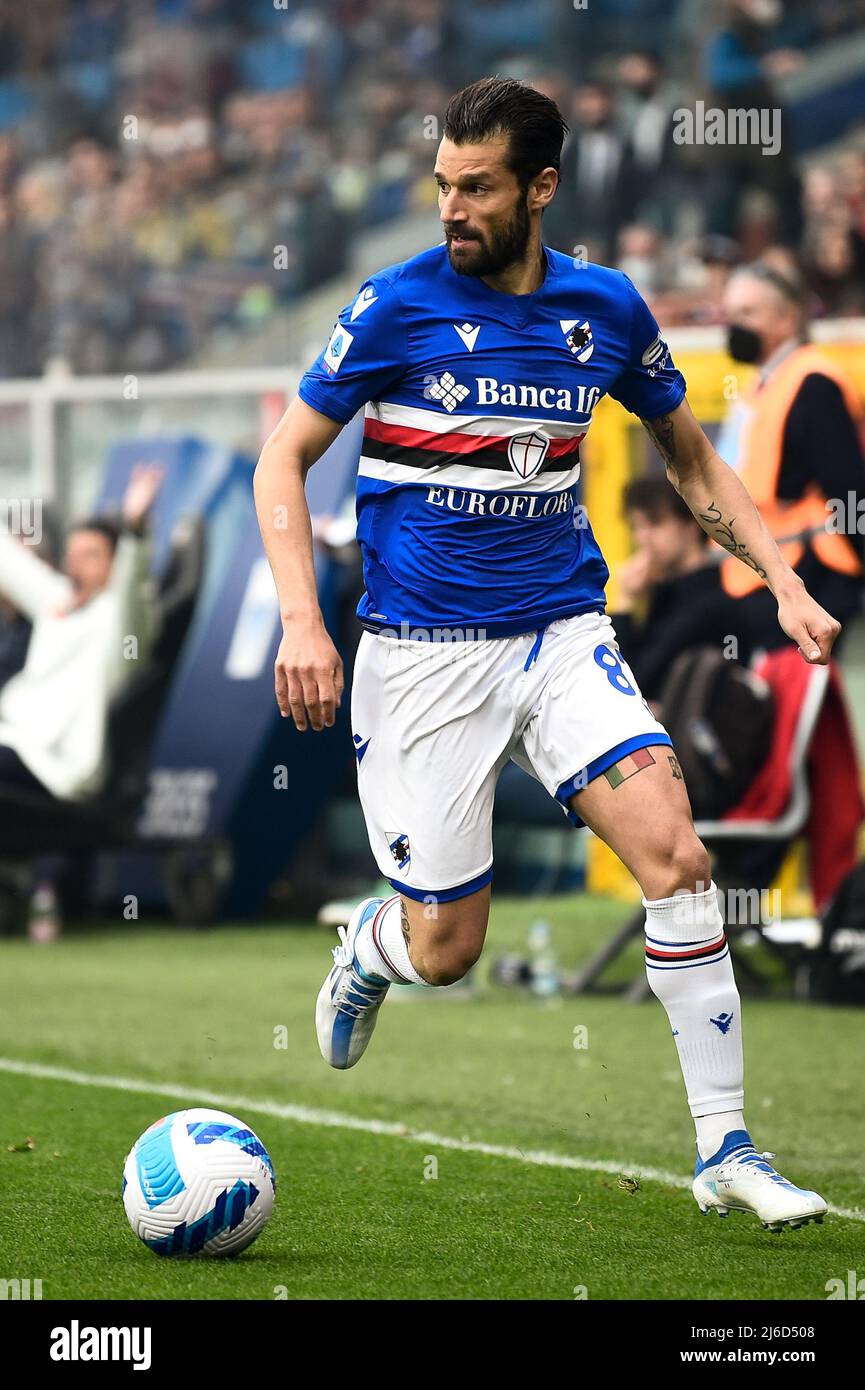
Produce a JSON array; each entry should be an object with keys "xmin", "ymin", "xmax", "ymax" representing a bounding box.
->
[{"xmin": 298, "ymin": 244, "xmax": 686, "ymax": 638}]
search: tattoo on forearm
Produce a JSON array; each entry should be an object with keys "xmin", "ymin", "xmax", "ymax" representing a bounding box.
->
[
  {"xmin": 400, "ymin": 899, "xmax": 411, "ymax": 948},
  {"xmin": 698, "ymin": 501, "xmax": 767, "ymax": 579},
  {"xmin": 641, "ymin": 414, "xmax": 676, "ymax": 466}
]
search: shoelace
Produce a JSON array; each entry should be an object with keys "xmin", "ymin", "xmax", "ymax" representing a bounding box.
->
[
  {"xmin": 726, "ymin": 1146, "xmax": 789, "ymax": 1183},
  {"xmin": 330, "ymin": 926, "xmax": 387, "ymax": 1019},
  {"xmin": 331, "ymin": 925, "xmax": 353, "ymax": 971}
]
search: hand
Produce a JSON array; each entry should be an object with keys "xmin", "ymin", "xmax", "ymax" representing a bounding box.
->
[
  {"xmin": 776, "ymin": 586, "xmax": 841, "ymax": 665},
  {"xmin": 763, "ymin": 48, "xmax": 803, "ymax": 79},
  {"xmin": 617, "ymin": 549, "xmax": 654, "ymax": 606},
  {"xmin": 122, "ymin": 463, "xmax": 165, "ymax": 529},
  {"xmin": 274, "ymin": 615, "xmax": 344, "ymax": 731}
]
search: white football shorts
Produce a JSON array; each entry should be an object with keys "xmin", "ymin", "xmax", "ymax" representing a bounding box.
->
[{"xmin": 351, "ymin": 609, "xmax": 672, "ymax": 901}]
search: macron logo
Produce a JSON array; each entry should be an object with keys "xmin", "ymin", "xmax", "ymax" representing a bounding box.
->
[
  {"xmin": 350, "ymin": 286, "xmax": 378, "ymax": 322},
  {"xmin": 454, "ymin": 322, "xmax": 481, "ymax": 352},
  {"xmin": 50, "ymin": 1321, "xmax": 152, "ymax": 1371}
]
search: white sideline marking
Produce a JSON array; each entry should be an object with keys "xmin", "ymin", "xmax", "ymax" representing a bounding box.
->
[{"xmin": 2, "ymin": 1056, "xmax": 863, "ymax": 1223}]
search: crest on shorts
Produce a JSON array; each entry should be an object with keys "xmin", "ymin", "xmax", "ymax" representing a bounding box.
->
[
  {"xmin": 386, "ymin": 831, "xmax": 411, "ymax": 873},
  {"xmin": 507, "ymin": 429, "xmax": 550, "ymax": 481}
]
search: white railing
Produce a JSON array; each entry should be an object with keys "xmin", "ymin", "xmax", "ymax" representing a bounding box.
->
[
  {"xmin": 0, "ymin": 365, "xmax": 301, "ymax": 502},
  {"xmin": 0, "ymin": 317, "xmax": 863, "ymax": 503}
]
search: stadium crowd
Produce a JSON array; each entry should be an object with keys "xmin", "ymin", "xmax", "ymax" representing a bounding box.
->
[{"xmin": 0, "ymin": 0, "xmax": 864, "ymax": 376}]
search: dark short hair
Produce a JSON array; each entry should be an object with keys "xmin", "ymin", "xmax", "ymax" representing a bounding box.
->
[
  {"xmin": 443, "ymin": 76, "xmax": 569, "ymax": 191},
  {"xmin": 624, "ymin": 476, "xmax": 704, "ymax": 534},
  {"xmin": 69, "ymin": 516, "xmax": 121, "ymax": 554}
]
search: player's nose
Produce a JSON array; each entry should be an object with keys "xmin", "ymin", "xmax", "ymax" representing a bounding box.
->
[{"xmin": 439, "ymin": 190, "xmax": 466, "ymax": 224}]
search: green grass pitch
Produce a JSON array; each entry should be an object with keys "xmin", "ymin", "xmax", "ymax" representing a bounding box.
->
[{"xmin": 0, "ymin": 896, "xmax": 862, "ymax": 1301}]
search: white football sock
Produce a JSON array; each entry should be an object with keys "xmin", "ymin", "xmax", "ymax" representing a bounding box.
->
[
  {"xmin": 693, "ymin": 1110, "xmax": 748, "ymax": 1161},
  {"xmin": 353, "ymin": 895, "xmax": 429, "ymax": 986},
  {"xmin": 643, "ymin": 881, "xmax": 746, "ymax": 1160}
]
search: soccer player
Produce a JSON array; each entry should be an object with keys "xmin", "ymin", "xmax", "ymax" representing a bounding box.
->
[{"xmin": 255, "ymin": 78, "xmax": 838, "ymax": 1230}]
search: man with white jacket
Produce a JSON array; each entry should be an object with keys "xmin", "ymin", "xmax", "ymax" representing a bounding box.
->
[{"xmin": 0, "ymin": 464, "xmax": 163, "ymax": 805}]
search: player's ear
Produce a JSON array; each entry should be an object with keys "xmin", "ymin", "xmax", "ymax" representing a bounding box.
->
[{"xmin": 529, "ymin": 166, "xmax": 559, "ymax": 211}]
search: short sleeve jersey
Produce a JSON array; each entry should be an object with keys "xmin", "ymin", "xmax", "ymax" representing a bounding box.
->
[{"xmin": 299, "ymin": 244, "xmax": 686, "ymax": 638}]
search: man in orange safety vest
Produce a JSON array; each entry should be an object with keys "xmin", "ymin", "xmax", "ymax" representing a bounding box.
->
[{"xmin": 719, "ymin": 262, "xmax": 865, "ymax": 651}]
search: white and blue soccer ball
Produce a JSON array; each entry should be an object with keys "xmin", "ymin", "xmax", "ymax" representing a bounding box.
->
[{"xmin": 122, "ymin": 1108, "xmax": 276, "ymax": 1257}]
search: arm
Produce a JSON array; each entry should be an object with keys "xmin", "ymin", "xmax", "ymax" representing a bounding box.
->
[
  {"xmin": 107, "ymin": 464, "xmax": 164, "ymax": 687},
  {"xmin": 640, "ymin": 398, "xmax": 840, "ymax": 664},
  {"xmin": 0, "ymin": 529, "xmax": 72, "ymax": 620},
  {"xmin": 107, "ymin": 531, "xmax": 156, "ymax": 690},
  {"xmin": 253, "ymin": 395, "xmax": 346, "ymax": 731},
  {"xmin": 257, "ymin": 271, "xmax": 406, "ymax": 729}
]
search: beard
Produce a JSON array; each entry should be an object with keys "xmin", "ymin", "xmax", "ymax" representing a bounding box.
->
[{"xmin": 445, "ymin": 198, "xmax": 531, "ymax": 277}]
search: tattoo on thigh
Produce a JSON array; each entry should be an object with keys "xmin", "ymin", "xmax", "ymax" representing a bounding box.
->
[
  {"xmin": 603, "ymin": 747, "xmax": 656, "ymax": 789},
  {"xmin": 668, "ymin": 753, "xmax": 683, "ymax": 781},
  {"xmin": 400, "ymin": 899, "xmax": 411, "ymax": 947}
]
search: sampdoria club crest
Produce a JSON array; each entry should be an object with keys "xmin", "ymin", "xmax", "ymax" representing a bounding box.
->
[{"xmin": 507, "ymin": 429, "xmax": 551, "ymax": 481}]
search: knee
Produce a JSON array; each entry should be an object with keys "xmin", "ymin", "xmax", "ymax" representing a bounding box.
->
[
  {"xmin": 413, "ymin": 927, "xmax": 483, "ymax": 986},
  {"xmin": 653, "ymin": 831, "xmax": 712, "ymax": 900},
  {"xmin": 401, "ymin": 887, "xmax": 489, "ymax": 986}
]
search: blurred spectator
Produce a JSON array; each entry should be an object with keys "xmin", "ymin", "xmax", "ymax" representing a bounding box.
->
[
  {"xmin": 719, "ymin": 261, "xmax": 865, "ymax": 650},
  {"xmin": 691, "ymin": 234, "xmax": 741, "ymax": 322},
  {"xmin": 611, "ymin": 476, "xmax": 757, "ymax": 705},
  {"xmin": 545, "ymin": 81, "xmax": 636, "ymax": 263},
  {"xmin": 0, "ymin": 464, "xmax": 162, "ymax": 804},
  {"xmin": 702, "ymin": 0, "xmax": 803, "ymax": 246},
  {"xmin": 616, "ymin": 50, "xmax": 683, "ymax": 234},
  {"xmin": 616, "ymin": 223, "xmax": 666, "ymax": 299},
  {"xmin": 841, "ymin": 150, "xmax": 865, "ymax": 237},
  {"xmin": 0, "ymin": 189, "xmax": 38, "ymax": 373},
  {"xmin": 0, "ymin": 505, "xmax": 63, "ymax": 692},
  {"xmin": 804, "ymin": 223, "xmax": 865, "ymax": 317},
  {"xmin": 0, "ymin": 589, "xmax": 30, "ymax": 692},
  {"xmin": 0, "ymin": 1, "xmax": 862, "ymax": 372}
]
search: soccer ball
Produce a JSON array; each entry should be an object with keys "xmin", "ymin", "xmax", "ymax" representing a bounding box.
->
[{"xmin": 122, "ymin": 1107, "xmax": 276, "ymax": 1257}]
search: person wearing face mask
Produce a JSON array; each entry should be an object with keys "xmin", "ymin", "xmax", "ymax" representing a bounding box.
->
[{"xmin": 717, "ymin": 262, "xmax": 865, "ymax": 650}]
